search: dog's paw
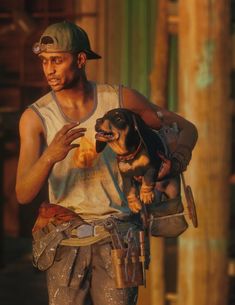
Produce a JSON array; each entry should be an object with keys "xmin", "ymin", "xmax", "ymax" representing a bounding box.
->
[
  {"xmin": 127, "ymin": 195, "xmax": 142, "ymax": 213},
  {"xmin": 140, "ymin": 191, "xmax": 154, "ymax": 204},
  {"xmin": 140, "ymin": 185, "xmax": 155, "ymax": 204}
]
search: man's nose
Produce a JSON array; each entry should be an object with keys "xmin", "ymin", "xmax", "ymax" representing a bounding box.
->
[{"xmin": 46, "ymin": 62, "xmax": 56, "ymax": 74}]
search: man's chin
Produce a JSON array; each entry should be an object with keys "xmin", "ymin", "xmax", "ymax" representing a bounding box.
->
[{"xmin": 49, "ymin": 84, "xmax": 64, "ymax": 92}]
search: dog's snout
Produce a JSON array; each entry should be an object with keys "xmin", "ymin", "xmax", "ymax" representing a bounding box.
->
[
  {"xmin": 95, "ymin": 118, "xmax": 103, "ymax": 130},
  {"xmin": 96, "ymin": 118, "xmax": 103, "ymax": 124}
]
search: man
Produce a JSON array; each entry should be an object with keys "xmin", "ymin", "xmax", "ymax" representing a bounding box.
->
[{"xmin": 15, "ymin": 21, "xmax": 197, "ymax": 305}]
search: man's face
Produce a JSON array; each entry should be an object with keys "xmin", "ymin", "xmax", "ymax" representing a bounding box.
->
[{"xmin": 39, "ymin": 52, "xmax": 80, "ymax": 91}]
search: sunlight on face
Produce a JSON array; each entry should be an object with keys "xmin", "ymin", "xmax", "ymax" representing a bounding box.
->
[{"xmin": 39, "ymin": 52, "xmax": 80, "ymax": 91}]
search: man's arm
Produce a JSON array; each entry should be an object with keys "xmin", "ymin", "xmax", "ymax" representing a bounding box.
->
[
  {"xmin": 122, "ymin": 87, "xmax": 198, "ymax": 172},
  {"xmin": 15, "ymin": 108, "xmax": 85, "ymax": 204}
]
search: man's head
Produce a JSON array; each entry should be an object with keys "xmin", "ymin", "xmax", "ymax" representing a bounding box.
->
[
  {"xmin": 33, "ymin": 21, "xmax": 100, "ymax": 91},
  {"xmin": 33, "ymin": 21, "xmax": 101, "ymax": 59}
]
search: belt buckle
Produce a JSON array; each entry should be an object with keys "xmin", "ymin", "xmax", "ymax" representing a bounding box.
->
[
  {"xmin": 76, "ymin": 224, "xmax": 94, "ymax": 238},
  {"xmin": 93, "ymin": 225, "xmax": 100, "ymax": 237}
]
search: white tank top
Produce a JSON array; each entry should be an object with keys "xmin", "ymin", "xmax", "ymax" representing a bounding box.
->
[{"xmin": 30, "ymin": 83, "xmax": 130, "ymax": 221}]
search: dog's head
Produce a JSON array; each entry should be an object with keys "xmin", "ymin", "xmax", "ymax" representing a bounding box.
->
[
  {"xmin": 95, "ymin": 108, "xmax": 166, "ymax": 160},
  {"xmin": 95, "ymin": 108, "xmax": 141, "ymax": 155}
]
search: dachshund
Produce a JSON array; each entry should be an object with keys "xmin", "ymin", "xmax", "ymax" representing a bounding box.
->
[{"xmin": 95, "ymin": 108, "xmax": 180, "ymax": 213}]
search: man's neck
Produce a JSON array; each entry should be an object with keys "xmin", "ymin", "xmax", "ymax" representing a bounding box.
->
[
  {"xmin": 53, "ymin": 79, "xmax": 96, "ymax": 122},
  {"xmin": 54, "ymin": 79, "xmax": 94, "ymax": 108}
]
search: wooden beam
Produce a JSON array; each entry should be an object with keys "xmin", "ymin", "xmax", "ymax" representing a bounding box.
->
[
  {"xmin": 148, "ymin": 1, "xmax": 170, "ymax": 304},
  {"xmin": 149, "ymin": 0, "xmax": 169, "ymax": 107},
  {"xmin": 168, "ymin": 1, "xmax": 179, "ymax": 34},
  {"xmin": 75, "ymin": 0, "xmax": 100, "ymax": 81},
  {"xmin": 177, "ymin": 1, "xmax": 231, "ymax": 305},
  {"xmin": 228, "ymin": 259, "xmax": 235, "ymax": 277},
  {"xmin": 149, "ymin": 238, "xmax": 165, "ymax": 305},
  {"xmin": 95, "ymin": 0, "xmax": 107, "ymax": 83}
]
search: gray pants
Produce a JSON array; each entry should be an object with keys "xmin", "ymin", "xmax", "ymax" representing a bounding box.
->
[{"xmin": 46, "ymin": 240, "xmax": 138, "ymax": 305}]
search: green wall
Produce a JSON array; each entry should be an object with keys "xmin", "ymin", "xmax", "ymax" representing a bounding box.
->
[{"xmin": 106, "ymin": 0, "xmax": 177, "ymax": 110}]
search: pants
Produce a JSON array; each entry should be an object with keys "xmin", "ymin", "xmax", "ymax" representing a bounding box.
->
[{"xmin": 46, "ymin": 240, "xmax": 138, "ymax": 305}]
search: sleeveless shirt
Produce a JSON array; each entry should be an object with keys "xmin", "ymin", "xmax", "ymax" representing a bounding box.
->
[{"xmin": 29, "ymin": 83, "xmax": 130, "ymax": 221}]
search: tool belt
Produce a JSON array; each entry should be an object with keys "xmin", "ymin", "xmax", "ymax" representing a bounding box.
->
[
  {"xmin": 32, "ymin": 202, "xmax": 149, "ymax": 288},
  {"xmin": 61, "ymin": 216, "xmax": 148, "ymax": 289}
]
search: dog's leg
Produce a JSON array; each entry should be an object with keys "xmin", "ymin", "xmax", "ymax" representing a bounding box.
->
[
  {"xmin": 156, "ymin": 176, "xmax": 180, "ymax": 199},
  {"xmin": 122, "ymin": 175, "xmax": 142, "ymax": 213},
  {"xmin": 140, "ymin": 167, "xmax": 157, "ymax": 204}
]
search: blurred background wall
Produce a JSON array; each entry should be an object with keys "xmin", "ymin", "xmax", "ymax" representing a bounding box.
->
[{"xmin": 0, "ymin": 1, "xmax": 234, "ymax": 305}]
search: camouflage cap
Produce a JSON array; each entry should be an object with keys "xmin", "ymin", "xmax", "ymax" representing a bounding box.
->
[{"xmin": 32, "ymin": 21, "xmax": 101, "ymax": 60}]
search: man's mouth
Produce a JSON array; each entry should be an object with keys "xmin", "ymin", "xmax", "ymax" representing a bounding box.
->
[{"xmin": 47, "ymin": 78, "xmax": 60, "ymax": 85}]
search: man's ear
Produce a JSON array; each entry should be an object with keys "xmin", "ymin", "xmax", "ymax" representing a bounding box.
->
[
  {"xmin": 96, "ymin": 141, "xmax": 107, "ymax": 153},
  {"xmin": 77, "ymin": 52, "xmax": 87, "ymax": 69}
]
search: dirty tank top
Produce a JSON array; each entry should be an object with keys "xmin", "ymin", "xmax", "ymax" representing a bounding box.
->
[{"xmin": 29, "ymin": 83, "xmax": 130, "ymax": 221}]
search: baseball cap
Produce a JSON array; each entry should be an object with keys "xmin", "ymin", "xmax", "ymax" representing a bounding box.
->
[{"xmin": 32, "ymin": 21, "xmax": 101, "ymax": 60}]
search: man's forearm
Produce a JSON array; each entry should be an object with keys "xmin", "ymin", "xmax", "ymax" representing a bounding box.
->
[
  {"xmin": 173, "ymin": 120, "xmax": 198, "ymax": 170},
  {"xmin": 16, "ymin": 153, "xmax": 54, "ymax": 204}
]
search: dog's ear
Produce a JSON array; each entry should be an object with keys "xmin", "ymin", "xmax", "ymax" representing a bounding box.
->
[
  {"xmin": 132, "ymin": 113, "xmax": 149, "ymax": 140},
  {"xmin": 96, "ymin": 141, "xmax": 107, "ymax": 153},
  {"xmin": 132, "ymin": 112, "xmax": 165, "ymax": 159}
]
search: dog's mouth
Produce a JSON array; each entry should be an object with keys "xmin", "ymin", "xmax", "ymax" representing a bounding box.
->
[{"xmin": 95, "ymin": 129, "xmax": 118, "ymax": 141}]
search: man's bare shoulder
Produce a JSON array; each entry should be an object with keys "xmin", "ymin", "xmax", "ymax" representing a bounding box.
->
[
  {"xmin": 121, "ymin": 86, "xmax": 162, "ymax": 129},
  {"xmin": 19, "ymin": 108, "xmax": 44, "ymax": 136},
  {"xmin": 122, "ymin": 86, "xmax": 163, "ymax": 112},
  {"xmin": 122, "ymin": 87, "xmax": 149, "ymax": 106}
]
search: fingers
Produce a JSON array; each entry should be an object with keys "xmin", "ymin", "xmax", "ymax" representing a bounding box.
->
[
  {"xmin": 69, "ymin": 143, "xmax": 80, "ymax": 150},
  {"xmin": 56, "ymin": 122, "xmax": 87, "ymax": 146},
  {"xmin": 64, "ymin": 128, "xmax": 87, "ymax": 145},
  {"xmin": 157, "ymin": 159, "xmax": 171, "ymax": 179},
  {"xmin": 58, "ymin": 122, "xmax": 80, "ymax": 137}
]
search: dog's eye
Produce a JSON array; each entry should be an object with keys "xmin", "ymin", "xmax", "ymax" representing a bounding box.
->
[{"xmin": 113, "ymin": 114, "xmax": 123, "ymax": 122}]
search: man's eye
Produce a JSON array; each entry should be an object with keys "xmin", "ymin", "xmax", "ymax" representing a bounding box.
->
[
  {"xmin": 40, "ymin": 58, "xmax": 47, "ymax": 65},
  {"xmin": 54, "ymin": 58, "xmax": 63, "ymax": 64}
]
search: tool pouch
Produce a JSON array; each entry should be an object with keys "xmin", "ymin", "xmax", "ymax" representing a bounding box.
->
[
  {"xmin": 149, "ymin": 196, "xmax": 188, "ymax": 238},
  {"xmin": 111, "ymin": 247, "xmax": 144, "ymax": 288}
]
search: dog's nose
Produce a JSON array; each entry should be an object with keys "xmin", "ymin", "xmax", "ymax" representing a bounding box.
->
[
  {"xmin": 95, "ymin": 118, "xmax": 103, "ymax": 130},
  {"xmin": 96, "ymin": 118, "xmax": 103, "ymax": 124}
]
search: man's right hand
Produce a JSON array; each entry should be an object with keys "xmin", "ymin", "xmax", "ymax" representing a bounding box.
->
[{"xmin": 44, "ymin": 123, "xmax": 87, "ymax": 164}]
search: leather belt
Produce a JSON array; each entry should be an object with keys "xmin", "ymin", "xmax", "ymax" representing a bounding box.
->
[{"xmin": 59, "ymin": 216, "xmax": 140, "ymax": 247}]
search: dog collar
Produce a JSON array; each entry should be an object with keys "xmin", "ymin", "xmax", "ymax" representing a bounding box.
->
[{"xmin": 116, "ymin": 141, "xmax": 143, "ymax": 162}]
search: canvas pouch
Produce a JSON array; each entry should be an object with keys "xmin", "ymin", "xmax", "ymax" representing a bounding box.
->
[{"xmin": 148, "ymin": 196, "xmax": 188, "ymax": 238}]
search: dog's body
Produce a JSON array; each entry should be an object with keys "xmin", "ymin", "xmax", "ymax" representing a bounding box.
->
[{"xmin": 95, "ymin": 108, "xmax": 180, "ymax": 213}]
